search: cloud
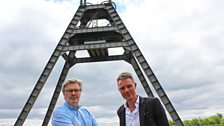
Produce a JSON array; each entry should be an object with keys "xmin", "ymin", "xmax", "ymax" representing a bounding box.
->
[{"xmin": 1, "ymin": 0, "xmax": 224, "ymax": 126}]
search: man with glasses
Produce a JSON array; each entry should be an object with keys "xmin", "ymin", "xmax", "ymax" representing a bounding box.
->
[{"xmin": 52, "ymin": 78, "xmax": 99, "ymax": 126}]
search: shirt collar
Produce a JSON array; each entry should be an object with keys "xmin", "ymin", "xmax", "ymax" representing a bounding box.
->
[
  {"xmin": 124, "ymin": 95, "xmax": 139, "ymax": 109},
  {"xmin": 64, "ymin": 101, "xmax": 80, "ymax": 110}
]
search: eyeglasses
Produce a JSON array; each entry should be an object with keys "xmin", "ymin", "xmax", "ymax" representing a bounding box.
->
[{"xmin": 64, "ymin": 89, "xmax": 81, "ymax": 93}]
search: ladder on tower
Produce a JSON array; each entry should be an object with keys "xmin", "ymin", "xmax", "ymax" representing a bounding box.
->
[{"xmin": 15, "ymin": 1, "xmax": 184, "ymax": 126}]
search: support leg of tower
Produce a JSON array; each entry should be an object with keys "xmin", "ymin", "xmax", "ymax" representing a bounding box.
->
[
  {"xmin": 14, "ymin": 6, "xmax": 83, "ymax": 125},
  {"xmin": 42, "ymin": 62, "xmax": 72, "ymax": 125},
  {"xmin": 128, "ymin": 40, "xmax": 184, "ymax": 125},
  {"xmin": 124, "ymin": 50, "xmax": 154, "ymax": 97}
]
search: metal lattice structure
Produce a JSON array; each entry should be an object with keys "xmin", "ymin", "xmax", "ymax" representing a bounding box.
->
[{"xmin": 15, "ymin": 1, "xmax": 184, "ymax": 126}]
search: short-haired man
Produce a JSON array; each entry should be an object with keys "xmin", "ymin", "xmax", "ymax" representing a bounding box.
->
[{"xmin": 116, "ymin": 72, "xmax": 169, "ymax": 126}]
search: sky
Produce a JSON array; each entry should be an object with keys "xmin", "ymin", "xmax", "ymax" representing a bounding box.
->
[{"xmin": 0, "ymin": 0, "xmax": 224, "ymax": 125}]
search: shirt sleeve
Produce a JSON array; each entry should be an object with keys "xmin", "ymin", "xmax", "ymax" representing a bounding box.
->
[
  {"xmin": 91, "ymin": 113, "xmax": 99, "ymax": 126},
  {"xmin": 83, "ymin": 107, "xmax": 99, "ymax": 126},
  {"xmin": 51, "ymin": 107, "xmax": 74, "ymax": 126}
]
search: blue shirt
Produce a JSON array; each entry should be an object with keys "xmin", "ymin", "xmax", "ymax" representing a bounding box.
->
[{"xmin": 52, "ymin": 102, "xmax": 99, "ymax": 126}]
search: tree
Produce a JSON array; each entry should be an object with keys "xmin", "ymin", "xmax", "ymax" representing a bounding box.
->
[{"xmin": 169, "ymin": 113, "xmax": 224, "ymax": 126}]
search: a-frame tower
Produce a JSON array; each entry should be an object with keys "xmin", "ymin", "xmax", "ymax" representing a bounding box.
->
[{"xmin": 15, "ymin": 0, "xmax": 183, "ymax": 125}]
